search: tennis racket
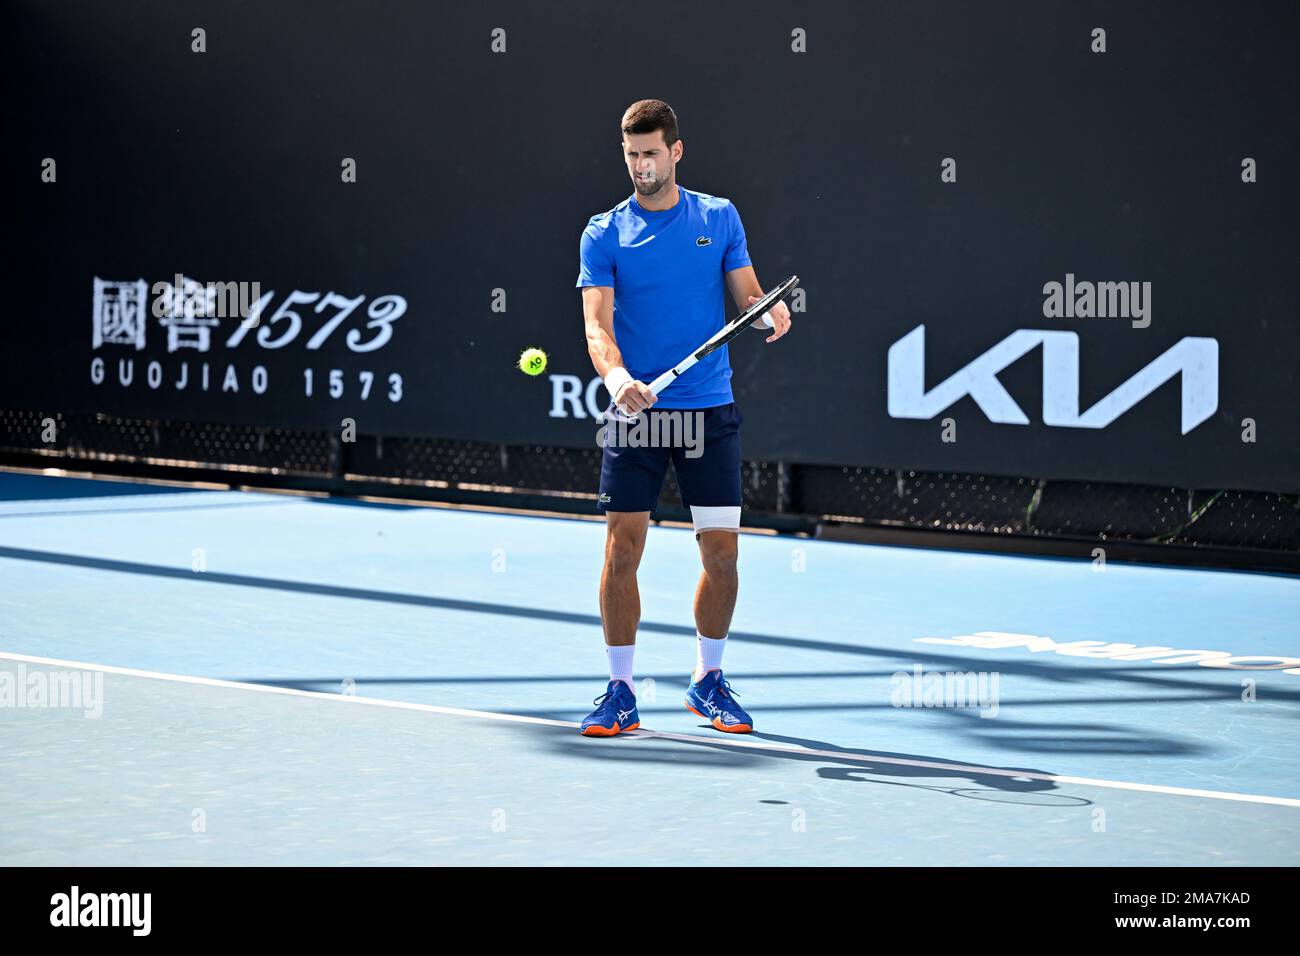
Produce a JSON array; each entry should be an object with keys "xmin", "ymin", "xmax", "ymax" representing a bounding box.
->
[{"xmin": 605, "ymin": 274, "xmax": 799, "ymax": 423}]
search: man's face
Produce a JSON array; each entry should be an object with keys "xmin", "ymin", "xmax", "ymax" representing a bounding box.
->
[{"xmin": 623, "ymin": 130, "xmax": 680, "ymax": 197}]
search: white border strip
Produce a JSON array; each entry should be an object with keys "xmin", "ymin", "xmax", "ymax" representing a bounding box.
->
[{"xmin": 4, "ymin": 650, "xmax": 1299, "ymax": 809}]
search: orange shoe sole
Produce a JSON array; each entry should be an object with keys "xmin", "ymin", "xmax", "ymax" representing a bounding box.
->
[
  {"xmin": 686, "ymin": 704, "xmax": 752, "ymax": 734},
  {"xmin": 581, "ymin": 721, "xmax": 640, "ymax": 737}
]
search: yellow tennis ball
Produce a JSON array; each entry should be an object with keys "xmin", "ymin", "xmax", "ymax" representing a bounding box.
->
[{"xmin": 518, "ymin": 347, "xmax": 548, "ymax": 376}]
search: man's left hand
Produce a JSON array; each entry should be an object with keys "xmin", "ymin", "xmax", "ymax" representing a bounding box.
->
[{"xmin": 748, "ymin": 295, "xmax": 792, "ymax": 343}]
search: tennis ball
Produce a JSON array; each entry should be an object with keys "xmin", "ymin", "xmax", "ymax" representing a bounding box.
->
[{"xmin": 518, "ymin": 347, "xmax": 548, "ymax": 376}]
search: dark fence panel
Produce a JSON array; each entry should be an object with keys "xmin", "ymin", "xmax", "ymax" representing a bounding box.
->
[{"xmin": 5, "ymin": 0, "xmax": 1297, "ymax": 491}]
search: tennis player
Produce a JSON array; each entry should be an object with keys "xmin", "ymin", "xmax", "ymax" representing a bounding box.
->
[{"xmin": 575, "ymin": 99, "xmax": 791, "ymax": 737}]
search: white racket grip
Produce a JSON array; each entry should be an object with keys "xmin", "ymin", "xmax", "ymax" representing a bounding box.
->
[{"xmin": 649, "ymin": 355, "xmax": 697, "ymax": 395}]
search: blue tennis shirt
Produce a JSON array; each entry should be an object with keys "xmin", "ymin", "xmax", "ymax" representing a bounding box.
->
[{"xmin": 576, "ymin": 186, "xmax": 752, "ymax": 408}]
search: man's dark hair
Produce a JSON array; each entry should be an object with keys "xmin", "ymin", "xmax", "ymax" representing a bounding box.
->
[{"xmin": 620, "ymin": 99, "xmax": 679, "ymax": 146}]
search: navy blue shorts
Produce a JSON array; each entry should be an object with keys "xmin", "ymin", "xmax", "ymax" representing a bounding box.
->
[{"xmin": 597, "ymin": 402, "xmax": 743, "ymax": 531}]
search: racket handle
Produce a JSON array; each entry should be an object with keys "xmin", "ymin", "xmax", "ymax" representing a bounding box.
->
[
  {"xmin": 648, "ymin": 355, "xmax": 697, "ymax": 395},
  {"xmin": 608, "ymin": 356, "xmax": 699, "ymax": 422},
  {"xmin": 647, "ymin": 369, "xmax": 677, "ymax": 395},
  {"xmin": 606, "ymin": 374, "xmax": 669, "ymax": 424}
]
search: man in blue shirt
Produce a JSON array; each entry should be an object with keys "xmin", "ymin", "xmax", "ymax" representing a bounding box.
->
[{"xmin": 575, "ymin": 99, "xmax": 791, "ymax": 737}]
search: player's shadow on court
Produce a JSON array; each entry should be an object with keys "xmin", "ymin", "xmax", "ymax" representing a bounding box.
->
[
  {"xmin": 748, "ymin": 730, "xmax": 1091, "ymax": 806},
  {"xmin": 526, "ymin": 720, "xmax": 1089, "ymax": 805},
  {"xmin": 928, "ymin": 709, "xmax": 1201, "ymax": 757}
]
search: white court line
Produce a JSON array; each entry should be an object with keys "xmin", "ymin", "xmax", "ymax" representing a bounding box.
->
[{"xmin": 4, "ymin": 649, "xmax": 1300, "ymax": 810}]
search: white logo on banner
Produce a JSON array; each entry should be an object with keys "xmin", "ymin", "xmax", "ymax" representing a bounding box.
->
[
  {"xmin": 887, "ymin": 325, "xmax": 1218, "ymax": 434},
  {"xmin": 92, "ymin": 279, "xmax": 149, "ymax": 350},
  {"xmin": 89, "ymin": 277, "xmax": 410, "ymax": 403},
  {"xmin": 547, "ymin": 374, "xmax": 607, "ymax": 419},
  {"xmin": 157, "ymin": 276, "xmax": 221, "ymax": 352}
]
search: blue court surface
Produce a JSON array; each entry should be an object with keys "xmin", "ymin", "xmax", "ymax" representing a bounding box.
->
[{"xmin": 1, "ymin": 470, "xmax": 1297, "ymax": 866}]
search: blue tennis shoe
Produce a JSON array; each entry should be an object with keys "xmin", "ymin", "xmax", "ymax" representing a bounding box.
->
[
  {"xmin": 580, "ymin": 679, "xmax": 640, "ymax": 736},
  {"xmin": 685, "ymin": 669, "xmax": 753, "ymax": 733}
]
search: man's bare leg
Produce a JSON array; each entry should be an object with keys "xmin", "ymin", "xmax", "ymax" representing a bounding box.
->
[
  {"xmin": 601, "ymin": 511, "xmax": 651, "ymax": 647},
  {"xmin": 693, "ymin": 530, "xmax": 739, "ymax": 678}
]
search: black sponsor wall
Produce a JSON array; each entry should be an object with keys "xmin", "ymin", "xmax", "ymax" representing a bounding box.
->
[{"xmin": 5, "ymin": 0, "xmax": 1297, "ymax": 491}]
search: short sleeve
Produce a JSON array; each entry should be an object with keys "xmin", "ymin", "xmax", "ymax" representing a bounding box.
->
[
  {"xmin": 723, "ymin": 202, "xmax": 752, "ymax": 272},
  {"xmin": 576, "ymin": 224, "xmax": 616, "ymax": 288}
]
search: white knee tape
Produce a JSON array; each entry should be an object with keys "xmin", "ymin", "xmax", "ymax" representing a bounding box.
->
[{"xmin": 691, "ymin": 505, "xmax": 741, "ymax": 534}]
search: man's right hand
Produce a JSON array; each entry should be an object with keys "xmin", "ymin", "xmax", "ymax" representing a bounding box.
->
[{"xmin": 613, "ymin": 380, "xmax": 658, "ymax": 417}]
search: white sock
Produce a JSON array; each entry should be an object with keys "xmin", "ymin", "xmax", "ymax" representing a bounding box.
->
[
  {"xmin": 606, "ymin": 643, "xmax": 635, "ymax": 693},
  {"xmin": 695, "ymin": 632, "xmax": 726, "ymax": 681}
]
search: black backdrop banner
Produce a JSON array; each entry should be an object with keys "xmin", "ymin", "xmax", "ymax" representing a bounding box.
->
[{"xmin": 5, "ymin": 1, "xmax": 1297, "ymax": 492}]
